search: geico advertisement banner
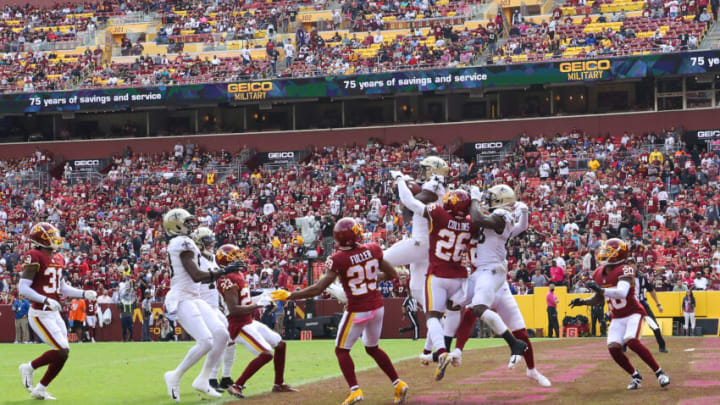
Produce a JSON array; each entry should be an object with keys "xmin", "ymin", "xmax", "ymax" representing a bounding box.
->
[
  {"xmin": 685, "ymin": 128, "xmax": 720, "ymax": 145},
  {"xmin": 262, "ymin": 151, "xmax": 298, "ymax": 164},
  {"xmin": 68, "ymin": 158, "xmax": 111, "ymax": 171},
  {"xmin": 2, "ymin": 50, "xmax": 720, "ymax": 113},
  {"xmin": 464, "ymin": 141, "xmax": 508, "ymax": 158}
]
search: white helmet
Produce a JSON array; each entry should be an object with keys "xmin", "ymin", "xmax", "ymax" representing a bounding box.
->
[
  {"xmin": 420, "ymin": 156, "xmax": 449, "ymax": 180},
  {"xmin": 191, "ymin": 226, "xmax": 216, "ymax": 255},
  {"xmin": 163, "ymin": 208, "xmax": 197, "ymax": 237},
  {"xmin": 485, "ymin": 184, "xmax": 517, "ymax": 210}
]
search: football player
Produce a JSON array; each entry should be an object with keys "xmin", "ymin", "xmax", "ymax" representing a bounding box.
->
[
  {"xmin": 85, "ymin": 292, "xmax": 97, "ymax": 343},
  {"xmin": 386, "ymin": 157, "xmax": 457, "ymax": 362},
  {"xmin": 191, "ymin": 227, "xmax": 238, "ymax": 392},
  {"xmin": 18, "ymin": 222, "xmax": 97, "ymax": 400},
  {"xmin": 570, "ymin": 238, "xmax": 670, "ymax": 390},
  {"xmin": 215, "ymin": 244, "xmax": 297, "ymax": 399},
  {"xmin": 393, "ymin": 176, "xmax": 473, "ymax": 381},
  {"xmin": 451, "ymin": 185, "xmax": 550, "ymax": 386},
  {"xmin": 272, "ymin": 218, "xmax": 408, "ymax": 405},
  {"xmin": 162, "ymin": 209, "xmax": 234, "ymax": 402}
]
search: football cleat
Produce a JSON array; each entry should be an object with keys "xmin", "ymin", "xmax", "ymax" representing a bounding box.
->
[
  {"xmin": 30, "ymin": 384, "xmax": 56, "ymax": 400},
  {"xmin": 219, "ymin": 377, "xmax": 234, "ymax": 390},
  {"xmin": 526, "ymin": 368, "xmax": 552, "ymax": 387},
  {"xmin": 656, "ymin": 370, "xmax": 670, "ymax": 388},
  {"xmin": 19, "ymin": 362, "xmax": 34, "ymax": 392},
  {"xmin": 419, "ymin": 353, "xmax": 433, "ymax": 367},
  {"xmin": 627, "ymin": 370, "xmax": 642, "ymax": 390},
  {"xmin": 659, "ymin": 347, "xmax": 669, "ymax": 353},
  {"xmin": 434, "ymin": 352, "xmax": 453, "ymax": 381},
  {"xmin": 341, "ymin": 388, "xmax": 364, "ymax": 405},
  {"xmin": 450, "ymin": 348, "xmax": 463, "ymax": 367},
  {"xmin": 272, "ymin": 383, "xmax": 299, "ymax": 393},
  {"xmin": 209, "ymin": 378, "xmax": 223, "ymax": 393},
  {"xmin": 164, "ymin": 371, "xmax": 180, "ymax": 402},
  {"xmin": 227, "ymin": 384, "xmax": 245, "ymax": 398},
  {"xmin": 508, "ymin": 340, "xmax": 528, "ymax": 369},
  {"xmin": 191, "ymin": 378, "xmax": 222, "ymax": 398},
  {"xmin": 393, "ymin": 380, "xmax": 409, "ymax": 404}
]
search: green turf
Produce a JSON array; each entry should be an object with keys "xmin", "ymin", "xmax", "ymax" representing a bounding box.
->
[{"xmin": 0, "ymin": 338, "xmax": 519, "ymax": 404}]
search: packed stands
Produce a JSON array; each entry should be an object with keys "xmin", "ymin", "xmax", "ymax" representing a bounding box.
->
[{"xmin": 2, "ymin": 124, "xmax": 720, "ymax": 307}]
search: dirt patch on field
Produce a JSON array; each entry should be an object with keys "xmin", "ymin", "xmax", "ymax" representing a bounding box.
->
[{"xmin": 230, "ymin": 337, "xmax": 720, "ymax": 405}]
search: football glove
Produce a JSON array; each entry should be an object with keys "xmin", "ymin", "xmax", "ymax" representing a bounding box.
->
[
  {"xmin": 271, "ymin": 290, "xmax": 291, "ymax": 302},
  {"xmin": 221, "ymin": 261, "xmax": 244, "ymax": 275},
  {"xmin": 254, "ymin": 292, "xmax": 272, "ymax": 307},
  {"xmin": 83, "ymin": 290, "xmax": 98, "ymax": 301},
  {"xmin": 514, "ymin": 201, "xmax": 529, "ymax": 214},
  {"xmin": 586, "ymin": 281, "xmax": 602, "ymax": 294},
  {"xmin": 569, "ymin": 298, "xmax": 584, "ymax": 308},
  {"xmin": 389, "ymin": 170, "xmax": 404, "ymax": 180},
  {"xmin": 325, "ymin": 282, "xmax": 347, "ymax": 304},
  {"xmin": 470, "ymin": 185, "xmax": 484, "ymax": 202},
  {"xmin": 44, "ymin": 298, "xmax": 62, "ymax": 312}
]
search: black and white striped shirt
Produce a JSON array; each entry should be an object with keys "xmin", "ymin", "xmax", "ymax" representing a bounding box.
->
[
  {"xmin": 402, "ymin": 296, "xmax": 417, "ymax": 313},
  {"xmin": 634, "ymin": 273, "xmax": 653, "ymax": 303}
]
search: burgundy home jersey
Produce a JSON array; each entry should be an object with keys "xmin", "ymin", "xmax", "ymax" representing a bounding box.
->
[{"xmin": 327, "ymin": 243, "xmax": 384, "ymax": 312}]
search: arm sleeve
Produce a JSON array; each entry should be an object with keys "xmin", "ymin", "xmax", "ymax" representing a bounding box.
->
[
  {"xmin": 59, "ymin": 279, "xmax": 85, "ymax": 298},
  {"xmin": 397, "ymin": 178, "xmax": 426, "ymax": 215},
  {"xmin": 603, "ymin": 279, "xmax": 631, "ymax": 299},
  {"xmin": 509, "ymin": 209, "xmax": 529, "ymax": 238},
  {"xmin": 18, "ymin": 278, "xmax": 47, "ymax": 304}
]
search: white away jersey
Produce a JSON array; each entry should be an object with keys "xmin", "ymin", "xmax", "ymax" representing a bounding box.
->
[
  {"xmin": 410, "ymin": 178, "xmax": 446, "ymax": 241},
  {"xmin": 167, "ymin": 235, "xmax": 201, "ymax": 296},
  {"xmin": 472, "ymin": 208, "xmax": 514, "ymax": 269},
  {"xmin": 198, "ymin": 254, "xmax": 221, "ymax": 310}
]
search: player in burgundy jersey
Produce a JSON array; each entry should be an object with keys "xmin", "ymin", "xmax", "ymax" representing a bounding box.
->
[
  {"xmin": 272, "ymin": 218, "xmax": 408, "ymax": 405},
  {"xmin": 571, "ymin": 238, "xmax": 670, "ymax": 390},
  {"xmin": 215, "ymin": 244, "xmax": 297, "ymax": 399},
  {"xmin": 17, "ymin": 222, "xmax": 98, "ymax": 400},
  {"xmin": 85, "ymin": 296, "xmax": 98, "ymax": 342}
]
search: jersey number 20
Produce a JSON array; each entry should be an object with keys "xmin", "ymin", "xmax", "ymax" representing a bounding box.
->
[{"xmin": 347, "ymin": 259, "xmax": 379, "ymax": 296}]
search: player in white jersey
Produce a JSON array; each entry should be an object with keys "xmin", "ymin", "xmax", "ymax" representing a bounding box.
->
[
  {"xmin": 450, "ymin": 185, "xmax": 550, "ymax": 386},
  {"xmin": 162, "ymin": 209, "xmax": 236, "ymax": 402},
  {"xmin": 191, "ymin": 227, "xmax": 239, "ymax": 393},
  {"xmin": 386, "ymin": 157, "xmax": 458, "ymax": 362}
]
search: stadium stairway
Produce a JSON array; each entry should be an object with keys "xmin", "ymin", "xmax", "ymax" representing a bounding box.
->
[{"xmin": 700, "ymin": 20, "xmax": 720, "ymax": 49}]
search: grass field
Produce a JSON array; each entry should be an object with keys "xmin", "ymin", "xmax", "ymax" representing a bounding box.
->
[{"xmin": 2, "ymin": 337, "xmax": 720, "ymax": 404}]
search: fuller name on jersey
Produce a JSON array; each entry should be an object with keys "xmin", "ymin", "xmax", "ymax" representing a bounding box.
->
[{"xmin": 327, "ymin": 243, "xmax": 384, "ymax": 312}]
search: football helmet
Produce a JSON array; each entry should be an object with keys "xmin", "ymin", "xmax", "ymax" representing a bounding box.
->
[
  {"xmin": 29, "ymin": 222, "xmax": 64, "ymax": 250},
  {"xmin": 596, "ymin": 238, "xmax": 629, "ymax": 265},
  {"xmin": 484, "ymin": 184, "xmax": 517, "ymax": 210},
  {"xmin": 442, "ymin": 189, "xmax": 471, "ymax": 219},
  {"xmin": 162, "ymin": 208, "xmax": 197, "ymax": 237},
  {"xmin": 191, "ymin": 227, "xmax": 216, "ymax": 255},
  {"xmin": 215, "ymin": 244, "xmax": 244, "ymax": 268},
  {"xmin": 420, "ymin": 156, "xmax": 449, "ymax": 180},
  {"xmin": 333, "ymin": 217, "xmax": 362, "ymax": 249}
]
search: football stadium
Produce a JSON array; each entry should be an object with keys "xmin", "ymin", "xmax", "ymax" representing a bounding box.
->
[{"xmin": 2, "ymin": 0, "xmax": 720, "ymax": 403}]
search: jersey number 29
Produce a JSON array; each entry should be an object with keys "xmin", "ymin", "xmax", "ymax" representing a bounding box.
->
[{"xmin": 347, "ymin": 259, "xmax": 379, "ymax": 296}]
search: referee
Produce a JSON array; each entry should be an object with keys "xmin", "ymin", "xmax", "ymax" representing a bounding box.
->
[
  {"xmin": 634, "ymin": 263, "xmax": 668, "ymax": 353},
  {"xmin": 399, "ymin": 295, "xmax": 419, "ymax": 340}
]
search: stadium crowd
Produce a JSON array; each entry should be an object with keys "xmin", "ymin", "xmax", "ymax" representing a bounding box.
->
[{"xmin": 1, "ymin": 126, "xmax": 720, "ymax": 317}]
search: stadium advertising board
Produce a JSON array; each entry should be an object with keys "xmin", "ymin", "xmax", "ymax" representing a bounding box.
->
[
  {"xmin": 464, "ymin": 141, "xmax": 510, "ymax": 162},
  {"xmin": 261, "ymin": 151, "xmax": 299, "ymax": 164},
  {"xmin": 68, "ymin": 158, "xmax": 111, "ymax": 172},
  {"xmin": 684, "ymin": 128, "xmax": 720, "ymax": 145},
  {"xmin": 3, "ymin": 50, "xmax": 720, "ymax": 114}
]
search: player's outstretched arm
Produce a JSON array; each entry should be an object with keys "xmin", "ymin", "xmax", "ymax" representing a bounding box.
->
[
  {"xmin": 395, "ymin": 177, "xmax": 428, "ymax": 218},
  {"xmin": 180, "ymin": 250, "xmax": 219, "ymax": 283},
  {"xmin": 222, "ymin": 288, "xmax": 261, "ymax": 316},
  {"xmin": 470, "ymin": 200, "xmax": 505, "ymax": 234},
  {"xmin": 595, "ymin": 277, "xmax": 632, "ymax": 300},
  {"xmin": 509, "ymin": 202, "xmax": 529, "ymax": 238},
  {"xmin": 377, "ymin": 259, "xmax": 398, "ymax": 281},
  {"xmin": 59, "ymin": 279, "xmax": 96, "ymax": 300},
  {"xmin": 281, "ymin": 271, "xmax": 338, "ymax": 301}
]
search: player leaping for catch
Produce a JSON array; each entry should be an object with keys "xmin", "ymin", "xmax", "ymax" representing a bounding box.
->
[
  {"xmin": 272, "ymin": 218, "xmax": 408, "ymax": 405},
  {"xmin": 18, "ymin": 222, "xmax": 98, "ymax": 400},
  {"xmin": 450, "ymin": 185, "xmax": 550, "ymax": 386},
  {"xmin": 162, "ymin": 209, "xmax": 234, "ymax": 402},
  {"xmin": 392, "ymin": 175, "xmax": 479, "ymax": 381},
  {"xmin": 386, "ymin": 157, "xmax": 462, "ymax": 364},
  {"xmin": 214, "ymin": 244, "xmax": 297, "ymax": 398},
  {"xmin": 570, "ymin": 238, "xmax": 670, "ymax": 390},
  {"xmin": 191, "ymin": 227, "xmax": 240, "ymax": 393}
]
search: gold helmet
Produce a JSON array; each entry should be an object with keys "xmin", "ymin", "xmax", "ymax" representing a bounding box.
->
[
  {"xmin": 191, "ymin": 226, "xmax": 216, "ymax": 255},
  {"xmin": 419, "ymin": 156, "xmax": 449, "ymax": 180},
  {"xmin": 484, "ymin": 184, "xmax": 517, "ymax": 210},
  {"xmin": 163, "ymin": 208, "xmax": 198, "ymax": 237}
]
